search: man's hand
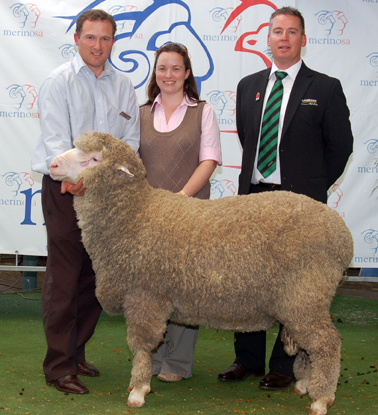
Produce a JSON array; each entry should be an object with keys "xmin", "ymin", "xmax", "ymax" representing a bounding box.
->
[{"xmin": 61, "ymin": 178, "xmax": 85, "ymax": 196}]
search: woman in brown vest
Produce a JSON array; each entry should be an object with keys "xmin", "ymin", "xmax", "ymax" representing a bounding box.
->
[{"xmin": 139, "ymin": 42, "xmax": 222, "ymax": 382}]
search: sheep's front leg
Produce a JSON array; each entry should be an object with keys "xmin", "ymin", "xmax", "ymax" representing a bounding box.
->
[
  {"xmin": 124, "ymin": 290, "xmax": 173, "ymax": 408},
  {"xmin": 127, "ymin": 350, "xmax": 152, "ymax": 407}
]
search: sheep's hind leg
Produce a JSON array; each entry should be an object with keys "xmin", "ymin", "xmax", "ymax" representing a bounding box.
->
[
  {"xmin": 292, "ymin": 349, "xmax": 311, "ymax": 396},
  {"xmin": 307, "ymin": 322, "xmax": 340, "ymax": 415},
  {"xmin": 288, "ymin": 317, "xmax": 340, "ymax": 415},
  {"xmin": 281, "ymin": 327, "xmax": 310, "ymax": 396}
]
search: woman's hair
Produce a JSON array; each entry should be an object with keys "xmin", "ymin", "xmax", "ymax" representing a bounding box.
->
[{"xmin": 144, "ymin": 42, "xmax": 200, "ymax": 105}]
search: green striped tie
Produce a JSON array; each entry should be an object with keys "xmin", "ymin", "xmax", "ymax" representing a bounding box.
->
[{"xmin": 257, "ymin": 71, "xmax": 288, "ymax": 178}]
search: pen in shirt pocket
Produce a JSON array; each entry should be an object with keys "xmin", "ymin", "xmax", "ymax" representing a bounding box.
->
[{"xmin": 120, "ymin": 111, "xmax": 131, "ymax": 120}]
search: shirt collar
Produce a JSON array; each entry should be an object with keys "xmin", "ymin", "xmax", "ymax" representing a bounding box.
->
[
  {"xmin": 72, "ymin": 52, "xmax": 115, "ymax": 79},
  {"xmin": 150, "ymin": 94, "xmax": 197, "ymax": 111},
  {"xmin": 270, "ymin": 59, "xmax": 302, "ymax": 82}
]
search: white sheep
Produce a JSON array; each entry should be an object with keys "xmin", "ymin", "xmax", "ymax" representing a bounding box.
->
[{"xmin": 50, "ymin": 131, "xmax": 354, "ymax": 415}]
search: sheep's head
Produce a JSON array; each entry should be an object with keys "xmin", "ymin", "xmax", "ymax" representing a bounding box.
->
[{"xmin": 50, "ymin": 131, "xmax": 145, "ymax": 185}]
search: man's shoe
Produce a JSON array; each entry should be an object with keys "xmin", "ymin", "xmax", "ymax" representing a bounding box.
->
[
  {"xmin": 46, "ymin": 374, "xmax": 89, "ymax": 394},
  {"xmin": 77, "ymin": 362, "xmax": 100, "ymax": 377},
  {"xmin": 259, "ymin": 371, "xmax": 295, "ymax": 390},
  {"xmin": 217, "ymin": 364, "xmax": 265, "ymax": 382},
  {"xmin": 157, "ymin": 372, "xmax": 183, "ymax": 382}
]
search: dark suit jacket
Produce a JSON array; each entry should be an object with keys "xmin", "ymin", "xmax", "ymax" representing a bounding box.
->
[{"xmin": 237, "ymin": 62, "xmax": 353, "ymax": 203}]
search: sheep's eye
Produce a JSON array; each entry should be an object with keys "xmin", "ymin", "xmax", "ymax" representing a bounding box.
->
[{"xmin": 93, "ymin": 158, "xmax": 98, "ymax": 162}]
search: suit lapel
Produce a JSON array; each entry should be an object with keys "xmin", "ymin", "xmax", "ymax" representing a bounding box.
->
[
  {"xmin": 252, "ymin": 69, "xmax": 270, "ymax": 139},
  {"xmin": 282, "ymin": 62, "xmax": 314, "ymax": 138}
]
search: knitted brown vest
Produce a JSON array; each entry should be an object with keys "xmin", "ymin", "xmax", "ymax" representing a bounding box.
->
[{"xmin": 139, "ymin": 102, "xmax": 210, "ymax": 200}]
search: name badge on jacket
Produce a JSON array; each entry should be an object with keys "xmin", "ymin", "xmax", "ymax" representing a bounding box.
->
[{"xmin": 301, "ymin": 99, "xmax": 318, "ymax": 106}]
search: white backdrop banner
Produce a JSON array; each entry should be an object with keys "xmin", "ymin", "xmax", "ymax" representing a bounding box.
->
[{"xmin": 0, "ymin": 0, "xmax": 377, "ymax": 267}]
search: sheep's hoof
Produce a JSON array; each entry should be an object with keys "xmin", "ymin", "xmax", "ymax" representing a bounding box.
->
[
  {"xmin": 308, "ymin": 409, "xmax": 326, "ymax": 415},
  {"xmin": 292, "ymin": 379, "xmax": 308, "ymax": 396},
  {"xmin": 127, "ymin": 384, "xmax": 150, "ymax": 408},
  {"xmin": 127, "ymin": 399, "xmax": 144, "ymax": 408},
  {"xmin": 292, "ymin": 387, "xmax": 306, "ymax": 396},
  {"xmin": 309, "ymin": 397, "xmax": 334, "ymax": 415}
]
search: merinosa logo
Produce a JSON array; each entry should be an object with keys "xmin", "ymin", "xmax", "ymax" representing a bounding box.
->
[
  {"xmin": 3, "ymin": 29, "xmax": 43, "ymax": 37},
  {"xmin": 1, "ymin": 84, "xmax": 40, "ymax": 118},
  {"xmin": 308, "ymin": 38, "xmax": 350, "ymax": 46},
  {"xmin": 0, "ymin": 111, "xmax": 40, "ymax": 119},
  {"xmin": 310, "ymin": 10, "xmax": 350, "ymax": 46},
  {"xmin": 3, "ymin": 3, "xmax": 43, "ymax": 37}
]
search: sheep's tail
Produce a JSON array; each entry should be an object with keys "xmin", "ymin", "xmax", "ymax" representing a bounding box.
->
[{"xmin": 281, "ymin": 326, "xmax": 300, "ymax": 356}]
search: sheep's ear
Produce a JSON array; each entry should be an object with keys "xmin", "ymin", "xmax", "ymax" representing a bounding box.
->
[{"xmin": 115, "ymin": 164, "xmax": 134, "ymax": 178}]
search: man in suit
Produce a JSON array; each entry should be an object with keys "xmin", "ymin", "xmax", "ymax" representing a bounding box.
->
[{"xmin": 217, "ymin": 6, "xmax": 353, "ymax": 390}]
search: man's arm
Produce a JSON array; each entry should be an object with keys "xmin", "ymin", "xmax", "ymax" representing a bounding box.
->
[{"xmin": 38, "ymin": 77, "xmax": 73, "ymax": 173}]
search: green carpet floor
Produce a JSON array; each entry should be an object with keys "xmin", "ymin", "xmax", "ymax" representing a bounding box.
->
[{"xmin": 0, "ymin": 292, "xmax": 377, "ymax": 415}]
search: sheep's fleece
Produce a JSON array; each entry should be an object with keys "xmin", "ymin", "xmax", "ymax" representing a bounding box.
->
[{"xmin": 50, "ymin": 131, "xmax": 354, "ymax": 415}]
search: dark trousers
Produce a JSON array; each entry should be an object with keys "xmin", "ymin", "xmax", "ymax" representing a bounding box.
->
[
  {"xmin": 233, "ymin": 182, "xmax": 295, "ymax": 377},
  {"xmin": 41, "ymin": 175, "xmax": 102, "ymax": 381}
]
